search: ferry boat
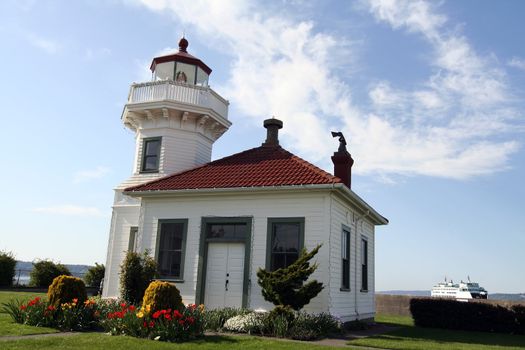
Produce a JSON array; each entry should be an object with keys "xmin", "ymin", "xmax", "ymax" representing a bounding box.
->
[{"xmin": 431, "ymin": 277, "xmax": 488, "ymax": 300}]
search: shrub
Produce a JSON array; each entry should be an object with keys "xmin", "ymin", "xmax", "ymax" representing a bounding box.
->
[
  {"xmin": 141, "ymin": 280, "xmax": 183, "ymax": 314},
  {"xmin": 29, "ymin": 260, "xmax": 71, "ymax": 287},
  {"xmin": 0, "ymin": 251, "xmax": 16, "ymax": 287},
  {"xmin": 84, "ymin": 263, "xmax": 105, "ymax": 288},
  {"xmin": 48, "ymin": 275, "xmax": 87, "ymax": 307},
  {"xmin": 203, "ymin": 307, "xmax": 251, "ymax": 331},
  {"xmin": 289, "ymin": 312, "xmax": 341, "ymax": 340},
  {"xmin": 511, "ymin": 304, "xmax": 525, "ymax": 335},
  {"xmin": 257, "ymin": 244, "xmax": 323, "ymax": 311},
  {"xmin": 119, "ymin": 251, "xmax": 158, "ymax": 305},
  {"xmin": 410, "ymin": 298, "xmax": 520, "ymax": 334}
]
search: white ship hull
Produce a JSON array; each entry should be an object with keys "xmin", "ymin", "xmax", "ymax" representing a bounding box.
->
[{"xmin": 431, "ymin": 280, "xmax": 488, "ymax": 300}]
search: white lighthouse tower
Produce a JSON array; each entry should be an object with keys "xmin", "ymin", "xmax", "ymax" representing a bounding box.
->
[{"xmin": 102, "ymin": 38, "xmax": 230, "ymax": 297}]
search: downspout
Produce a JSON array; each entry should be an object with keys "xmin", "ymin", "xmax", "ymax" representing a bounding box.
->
[{"xmin": 354, "ymin": 209, "xmax": 370, "ymax": 319}]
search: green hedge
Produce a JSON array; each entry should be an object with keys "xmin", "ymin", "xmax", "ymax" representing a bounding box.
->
[{"xmin": 410, "ymin": 298, "xmax": 525, "ymax": 334}]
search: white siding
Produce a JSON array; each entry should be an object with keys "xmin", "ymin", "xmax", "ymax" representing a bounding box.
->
[
  {"xmin": 138, "ymin": 192, "xmax": 331, "ymax": 312},
  {"xmin": 328, "ymin": 195, "xmax": 376, "ymax": 321},
  {"xmin": 102, "ymin": 202, "xmax": 140, "ymax": 298}
]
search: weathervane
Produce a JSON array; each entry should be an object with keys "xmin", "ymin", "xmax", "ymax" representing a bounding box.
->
[{"xmin": 331, "ymin": 131, "xmax": 348, "ymax": 153}]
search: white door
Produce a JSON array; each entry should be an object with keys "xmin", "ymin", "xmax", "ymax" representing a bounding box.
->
[{"xmin": 204, "ymin": 243, "xmax": 245, "ymax": 309}]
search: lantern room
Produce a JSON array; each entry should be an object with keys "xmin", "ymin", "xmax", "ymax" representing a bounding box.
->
[{"xmin": 150, "ymin": 37, "xmax": 212, "ymax": 86}]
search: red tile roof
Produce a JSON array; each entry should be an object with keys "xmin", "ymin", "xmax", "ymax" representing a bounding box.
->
[{"xmin": 126, "ymin": 145, "xmax": 342, "ymax": 192}]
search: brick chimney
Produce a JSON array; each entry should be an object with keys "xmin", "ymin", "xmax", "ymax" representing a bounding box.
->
[
  {"xmin": 262, "ymin": 118, "xmax": 283, "ymax": 147},
  {"xmin": 331, "ymin": 131, "xmax": 354, "ymax": 188}
]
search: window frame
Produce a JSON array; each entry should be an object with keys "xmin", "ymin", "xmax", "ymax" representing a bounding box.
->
[
  {"xmin": 128, "ymin": 226, "xmax": 138, "ymax": 252},
  {"xmin": 360, "ymin": 236, "xmax": 369, "ymax": 292},
  {"xmin": 140, "ymin": 137, "xmax": 162, "ymax": 173},
  {"xmin": 265, "ymin": 217, "xmax": 305, "ymax": 271},
  {"xmin": 341, "ymin": 226, "xmax": 351, "ymax": 291},
  {"xmin": 155, "ymin": 219, "xmax": 188, "ymax": 282}
]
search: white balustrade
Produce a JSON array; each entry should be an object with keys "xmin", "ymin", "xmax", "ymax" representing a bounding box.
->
[{"xmin": 129, "ymin": 81, "xmax": 228, "ymax": 119}]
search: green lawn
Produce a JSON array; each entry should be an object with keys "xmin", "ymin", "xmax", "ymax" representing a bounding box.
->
[
  {"xmin": 0, "ymin": 333, "xmax": 337, "ymax": 349},
  {"xmin": 348, "ymin": 314, "xmax": 525, "ymax": 350},
  {"xmin": 0, "ymin": 291, "xmax": 46, "ymax": 306},
  {"xmin": 0, "ymin": 291, "xmax": 57, "ymax": 336}
]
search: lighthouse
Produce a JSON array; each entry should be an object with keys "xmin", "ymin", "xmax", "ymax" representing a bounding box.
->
[{"xmin": 103, "ymin": 38, "xmax": 231, "ymax": 297}]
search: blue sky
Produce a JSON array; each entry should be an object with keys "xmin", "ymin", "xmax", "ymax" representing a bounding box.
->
[{"xmin": 0, "ymin": 0, "xmax": 523, "ymax": 293}]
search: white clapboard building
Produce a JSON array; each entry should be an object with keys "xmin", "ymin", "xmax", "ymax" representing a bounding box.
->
[{"xmin": 102, "ymin": 38, "xmax": 388, "ymax": 321}]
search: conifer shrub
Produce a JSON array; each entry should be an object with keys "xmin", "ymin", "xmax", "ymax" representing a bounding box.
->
[
  {"xmin": 0, "ymin": 250, "xmax": 16, "ymax": 286},
  {"xmin": 29, "ymin": 260, "xmax": 71, "ymax": 287},
  {"xmin": 141, "ymin": 280, "xmax": 183, "ymax": 313},
  {"xmin": 47, "ymin": 275, "xmax": 87, "ymax": 306},
  {"xmin": 119, "ymin": 251, "xmax": 158, "ymax": 304},
  {"xmin": 84, "ymin": 263, "xmax": 105, "ymax": 288},
  {"xmin": 256, "ymin": 244, "xmax": 324, "ymax": 311}
]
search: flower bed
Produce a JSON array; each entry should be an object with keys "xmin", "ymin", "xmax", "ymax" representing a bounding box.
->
[
  {"xmin": 101, "ymin": 302, "xmax": 204, "ymax": 341},
  {"xmin": 2, "ymin": 296, "xmax": 205, "ymax": 342}
]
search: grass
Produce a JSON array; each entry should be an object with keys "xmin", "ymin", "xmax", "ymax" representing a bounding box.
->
[
  {"xmin": 0, "ymin": 333, "xmax": 335, "ymax": 349},
  {"xmin": 0, "ymin": 291, "xmax": 57, "ymax": 336},
  {"xmin": 348, "ymin": 314, "xmax": 525, "ymax": 350}
]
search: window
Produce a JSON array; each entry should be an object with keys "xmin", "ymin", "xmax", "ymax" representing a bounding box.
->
[
  {"xmin": 174, "ymin": 62, "xmax": 197, "ymax": 84},
  {"xmin": 361, "ymin": 238, "xmax": 368, "ymax": 291},
  {"xmin": 157, "ymin": 219, "xmax": 188, "ymax": 280},
  {"xmin": 128, "ymin": 227, "xmax": 138, "ymax": 252},
  {"xmin": 206, "ymin": 223, "xmax": 247, "ymax": 240},
  {"xmin": 267, "ymin": 218, "xmax": 305, "ymax": 271},
  {"xmin": 341, "ymin": 228, "xmax": 350, "ymax": 290},
  {"xmin": 141, "ymin": 137, "xmax": 161, "ymax": 172}
]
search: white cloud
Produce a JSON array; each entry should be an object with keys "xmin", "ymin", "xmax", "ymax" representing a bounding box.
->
[
  {"xmin": 127, "ymin": 0, "xmax": 522, "ymax": 180},
  {"xmin": 26, "ymin": 33, "xmax": 61, "ymax": 54},
  {"xmin": 33, "ymin": 205, "xmax": 108, "ymax": 218},
  {"xmin": 508, "ymin": 57, "xmax": 525, "ymax": 71},
  {"xmin": 73, "ymin": 166, "xmax": 111, "ymax": 183}
]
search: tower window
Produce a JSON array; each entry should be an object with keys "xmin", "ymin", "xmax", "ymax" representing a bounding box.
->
[{"xmin": 141, "ymin": 137, "xmax": 161, "ymax": 172}]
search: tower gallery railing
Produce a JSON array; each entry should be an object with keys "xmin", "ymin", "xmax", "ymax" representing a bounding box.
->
[{"xmin": 128, "ymin": 80, "xmax": 229, "ymax": 119}]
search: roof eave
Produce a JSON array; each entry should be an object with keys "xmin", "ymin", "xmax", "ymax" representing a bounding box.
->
[{"xmin": 124, "ymin": 182, "xmax": 388, "ymax": 226}]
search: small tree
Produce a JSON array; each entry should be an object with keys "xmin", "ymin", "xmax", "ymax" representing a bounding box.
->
[
  {"xmin": 257, "ymin": 244, "xmax": 324, "ymax": 311},
  {"xmin": 29, "ymin": 260, "xmax": 71, "ymax": 287},
  {"xmin": 84, "ymin": 263, "xmax": 105, "ymax": 288},
  {"xmin": 119, "ymin": 251, "xmax": 158, "ymax": 304},
  {"xmin": 0, "ymin": 251, "xmax": 17, "ymax": 287}
]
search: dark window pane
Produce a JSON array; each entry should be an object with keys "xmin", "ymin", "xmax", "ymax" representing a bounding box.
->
[
  {"xmin": 272, "ymin": 223, "xmax": 299, "ymax": 253},
  {"xmin": 145, "ymin": 140, "xmax": 160, "ymax": 156},
  {"xmin": 158, "ymin": 222, "xmax": 185, "ymax": 278},
  {"xmin": 206, "ymin": 223, "xmax": 247, "ymax": 239},
  {"xmin": 234, "ymin": 224, "xmax": 247, "ymax": 238},
  {"xmin": 272, "ymin": 253, "xmax": 286, "ymax": 271},
  {"xmin": 270, "ymin": 222, "xmax": 301, "ymax": 271},
  {"xmin": 342, "ymin": 259, "xmax": 349, "ymax": 289},
  {"xmin": 170, "ymin": 251, "xmax": 181, "ymax": 276},
  {"xmin": 144, "ymin": 156, "xmax": 158, "ymax": 170}
]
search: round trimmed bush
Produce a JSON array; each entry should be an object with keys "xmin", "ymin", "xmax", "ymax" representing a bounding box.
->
[
  {"xmin": 142, "ymin": 280, "xmax": 183, "ymax": 313},
  {"xmin": 47, "ymin": 275, "xmax": 87, "ymax": 306}
]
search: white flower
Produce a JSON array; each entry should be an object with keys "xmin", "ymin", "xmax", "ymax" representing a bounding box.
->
[{"xmin": 223, "ymin": 313, "xmax": 264, "ymax": 333}]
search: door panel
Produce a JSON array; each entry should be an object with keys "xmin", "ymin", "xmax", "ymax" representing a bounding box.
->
[{"xmin": 204, "ymin": 243, "xmax": 245, "ymax": 309}]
